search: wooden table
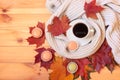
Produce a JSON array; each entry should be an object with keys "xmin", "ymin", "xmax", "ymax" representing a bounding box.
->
[{"xmin": 0, "ymin": 0, "xmax": 120, "ymax": 80}]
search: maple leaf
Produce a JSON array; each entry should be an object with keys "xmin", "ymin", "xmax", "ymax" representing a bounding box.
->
[
  {"xmin": 48, "ymin": 15, "xmax": 70, "ymax": 36},
  {"xmin": 50, "ymin": 57, "xmax": 67, "ymax": 80},
  {"xmin": 26, "ymin": 22, "xmax": 45, "ymax": 47},
  {"xmin": 64, "ymin": 58, "xmax": 91, "ymax": 80},
  {"xmin": 91, "ymin": 40, "xmax": 116, "ymax": 72},
  {"xmin": 35, "ymin": 48, "xmax": 55, "ymax": 69},
  {"xmin": 84, "ymin": 0, "xmax": 104, "ymax": 19},
  {"xmin": 64, "ymin": 74, "xmax": 74, "ymax": 80}
]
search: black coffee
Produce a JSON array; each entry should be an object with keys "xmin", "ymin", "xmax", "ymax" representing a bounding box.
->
[{"xmin": 73, "ymin": 23, "xmax": 88, "ymax": 38}]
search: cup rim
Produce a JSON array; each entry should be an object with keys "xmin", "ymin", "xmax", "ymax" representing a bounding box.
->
[{"xmin": 69, "ymin": 19, "xmax": 94, "ymax": 39}]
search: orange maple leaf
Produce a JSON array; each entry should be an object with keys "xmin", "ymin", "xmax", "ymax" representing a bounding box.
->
[
  {"xmin": 48, "ymin": 15, "xmax": 70, "ymax": 36},
  {"xmin": 50, "ymin": 57, "xmax": 67, "ymax": 80},
  {"xmin": 84, "ymin": 0, "xmax": 104, "ymax": 19},
  {"xmin": 64, "ymin": 74, "xmax": 74, "ymax": 80}
]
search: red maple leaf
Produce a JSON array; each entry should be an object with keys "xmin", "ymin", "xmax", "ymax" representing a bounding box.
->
[
  {"xmin": 48, "ymin": 15, "xmax": 70, "ymax": 36},
  {"xmin": 35, "ymin": 48, "xmax": 55, "ymax": 69},
  {"xmin": 91, "ymin": 40, "xmax": 116, "ymax": 72},
  {"xmin": 26, "ymin": 22, "xmax": 45, "ymax": 47},
  {"xmin": 64, "ymin": 58, "xmax": 91, "ymax": 80},
  {"xmin": 84, "ymin": 0, "xmax": 104, "ymax": 19}
]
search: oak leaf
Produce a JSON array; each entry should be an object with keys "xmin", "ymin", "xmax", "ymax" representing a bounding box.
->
[{"xmin": 48, "ymin": 15, "xmax": 70, "ymax": 36}]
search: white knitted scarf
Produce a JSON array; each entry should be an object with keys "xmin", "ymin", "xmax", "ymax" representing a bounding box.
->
[{"xmin": 45, "ymin": 0, "xmax": 120, "ymax": 64}]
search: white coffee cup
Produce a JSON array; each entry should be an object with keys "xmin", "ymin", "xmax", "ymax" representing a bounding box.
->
[{"xmin": 66, "ymin": 19, "xmax": 95, "ymax": 46}]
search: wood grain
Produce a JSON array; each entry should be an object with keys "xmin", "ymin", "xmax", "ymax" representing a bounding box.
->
[
  {"xmin": 0, "ymin": 0, "xmax": 51, "ymax": 63},
  {"xmin": 0, "ymin": 0, "xmax": 50, "ymax": 79},
  {"xmin": 0, "ymin": 0, "xmax": 120, "ymax": 80},
  {"xmin": 0, "ymin": 47, "xmax": 36, "ymax": 63}
]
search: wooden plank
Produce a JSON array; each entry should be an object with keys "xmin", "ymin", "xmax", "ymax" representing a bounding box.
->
[
  {"xmin": 0, "ymin": 14, "xmax": 50, "ymax": 27},
  {"xmin": 0, "ymin": 29, "xmax": 30, "ymax": 46},
  {"xmin": 0, "ymin": 0, "xmax": 45, "ymax": 8},
  {"xmin": 0, "ymin": 63, "xmax": 43, "ymax": 80},
  {"xmin": 0, "ymin": 8, "xmax": 50, "ymax": 14},
  {"xmin": 0, "ymin": 47, "xmax": 36, "ymax": 63},
  {"xmin": 0, "ymin": 28, "xmax": 50, "ymax": 47}
]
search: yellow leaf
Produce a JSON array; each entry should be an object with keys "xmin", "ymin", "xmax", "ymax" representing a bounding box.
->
[
  {"xmin": 50, "ymin": 57, "xmax": 66, "ymax": 80},
  {"xmin": 64, "ymin": 74, "xmax": 74, "ymax": 80}
]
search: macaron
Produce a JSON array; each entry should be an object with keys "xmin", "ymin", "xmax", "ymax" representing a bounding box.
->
[
  {"xmin": 41, "ymin": 50, "xmax": 53, "ymax": 62},
  {"xmin": 67, "ymin": 62, "xmax": 78, "ymax": 73},
  {"xmin": 67, "ymin": 41, "xmax": 79, "ymax": 52},
  {"xmin": 32, "ymin": 27, "xmax": 43, "ymax": 38}
]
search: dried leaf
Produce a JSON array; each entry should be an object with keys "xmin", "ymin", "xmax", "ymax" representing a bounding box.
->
[
  {"xmin": 61, "ymin": 15, "xmax": 70, "ymax": 33},
  {"xmin": 27, "ymin": 22, "xmax": 45, "ymax": 47},
  {"xmin": 50, "ymin": 57, "xmax": 66, "ymax": 80},
  {"xmin": 27, "ymin": 36, "xmax": 45, "ymax": 47},
  {"xmin": 35, "ymin": 48, "xmax": 55, "ymax": 69},
  {"xmin": 48, "ymin": 15, "xmax": 70, "ymax": 36},
  {"xmin": 64, "ymin": 58, "xmax": 91, "ymax": 80},
  {"xmin": 84, "ymin": 0, "xmax": 104, "ymax": 19},
  {"xmin": 91, "ymin": 40, "xmax": 115, "ymax": 72},
  {"xmin": 64, "ymin": 74, "xmax": 74, "ymax": 80},
  {"xmin": 76, "ymin": 59, "xmax": 91, "ymax": 79}
]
